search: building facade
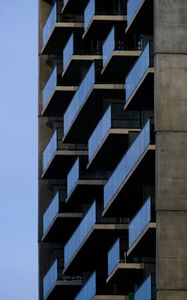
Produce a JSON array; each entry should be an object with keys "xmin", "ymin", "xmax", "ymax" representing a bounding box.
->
[{"xmin": 38, "ymin": 1, "xmax": 187, "ymax": 299}]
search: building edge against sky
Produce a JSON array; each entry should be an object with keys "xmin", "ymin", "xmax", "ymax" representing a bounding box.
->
[{"xmin": 38, "ymin": 1, "xmax": 187, "ymax": 300}]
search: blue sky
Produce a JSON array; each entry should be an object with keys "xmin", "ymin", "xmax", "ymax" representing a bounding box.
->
[{"xmin": 0, "ymin": 1, "xmax": 38, "ymax": 299}]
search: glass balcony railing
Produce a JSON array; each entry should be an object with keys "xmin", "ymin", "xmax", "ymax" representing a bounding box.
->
[
  {"xmin": 43, "ymin": 128, "xmax": 63, "ymax": 172},
  {"xmin": 108, "ymin": 239, "xmax": 121, "ymax": 276},
  {"xmin": 43, "ymin": 66, "xmax": 58, "ymax": 111},
  {"xmin": 64, "ymin": 62, "xmax": 95, "ymax": 136},
  {"xmin": 84, "ymin": 0, "xmax": 126, "ymax": 32},
  {"xmin": 43, "ymin": 258, "xmax": 64, "ymax": 298},
  {"xmin": 64, "ymin": 201, "xmax": 96, "ymax": 269},
  {"xmin": 125, "ymin": 42, "xmax": 153, "ymax": 103},
  {"xmin": 104, "ymin": 119, "xmax": 152, "ymax": 210},
  {"xmin": 134, "ymin": 275, "xmax": 156, "ymax": 300},
  {"xmin": 103, "ymin": 27, "xmax": 115, "ymax": 68},
  {"xmin": 129, "ymin": 196, "xmax": 152, "ymax": 248},
  {"xmin": 67, "ymin": 158, "xmax": 79, "ymax": 195},
  {"xmin": 75, "ymin": 272, "xmax": 96, "ymax": 300},
  {"xmin": 43, "ymin": 3, "xmax": 57, "ymax": 48},
  {"xmin": 84, "ymin": 0, "xmax": 95, "ymax": 31},
  {"xmin": 127, "ymin": 0, "xmax": 142, "ymax": 25},
  {"xmin": 88, "ymin": 106, "xmax": 111, "ymax": 163},
  {"xmin": 63, "ymin": 0, "xmax": 69, "ymax": 8},
  {"xmin": 63, "ymin": 34, "xmax": 74, "ymax": 74},
  {"xmin": 103, "ymin": 27, "xmax": 126, "ymax": 68},
  {"xmin": 43, "ymin": 191, "xmax": 64, "ymax": 236}
]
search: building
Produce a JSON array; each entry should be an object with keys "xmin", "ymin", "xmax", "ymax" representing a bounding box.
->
[{"xmin": 38, "ymin": 0, "xmax": 187, "ymax": 299}]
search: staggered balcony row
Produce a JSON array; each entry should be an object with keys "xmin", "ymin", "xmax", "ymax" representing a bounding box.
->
[
  {"xmin": 43, "ymin": 195, "xmax": 155, "ymax": 299},
  {"xmin": 41, "ymin": 1, "xmax": 155, "ymax": 299},
  {"xmin": 42, "ymin": 0, "xmax": 153, "ymax": 54}
]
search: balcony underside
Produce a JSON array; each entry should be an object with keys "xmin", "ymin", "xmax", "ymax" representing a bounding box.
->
[
  {"xmin": 106, "ymin": 263, "xmax": 144, "ymax": 290},
  {"xmin": 42, "ymin": 86, "xmax": 77, "ymax": 117},
  {"xmin": 65, "ymin": 179, "xmax": 106, "ymax": 208},
  {"xmin": 61, "ymin": 0, "xmax": 88, "ymax": 14},
  {"xmin": 63, "ymin": 224, "xmax": 128, "ymax": 275},
  {"xmin": 83, "ymin": 17, "xmax": 127, "ymax": 41},
  {"xmin": 42, "ymin": 150, "xmax": 87, "ymax": 179},
  {"xmin": 87, "ymin": 129, "xmax": 138, "ymax": 171},
  {"xmin": 124, "ymin": 70, "xmax": 154, "ymax": 111},
  {"xmin": 44, "ymin": 280, "xmax": 82, "ymax": 300},
  {"xmin": 101, "ymin": 51, "xmax": 140, "ymax": 82},
  {"xmin": 127, "ymin": 223, "xmax": 156, "ymax": 258},
  {"xmin": 62, "ymin": 57, "xmax": 101, "ymax": 85},
  {"xmin": 63, "ymin": 86, "xmax": 125, "ymax": 143},
  {"xmin": 42, "ymin": 23, "xmax": 83, "ymax": 55},
  {"xmin": 102, "ymin": 146, "xmax": 155, "ymax": 217},
  {"xmin": 126, "ymin": 0, "xmax": 153, "ymax": 35},
  {"xmin": 42, "ymin": 213, "xmax": 82, "ymax": 243}
]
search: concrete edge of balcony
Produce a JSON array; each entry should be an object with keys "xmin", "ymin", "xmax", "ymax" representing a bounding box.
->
[{"xmin": 106, "ymin": 262, "xmax": 144, "ymax": 284}]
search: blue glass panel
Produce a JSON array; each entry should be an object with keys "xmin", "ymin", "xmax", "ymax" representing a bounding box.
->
[
  {"xmin": 129, "ymin": 197, "xmax": 151, "ymax": 247},
  {"xmin": 43, "ymin": 260, "xmax": 58, "ymax": 298},
  {"xmin": 125, "ymin": 43, "xmax": 151, "ymax": 102},
  {"xmin": 64, "ymin": 62, "xmax": 95, "ymax": 136},
  {"xmin": 104, "ymin": 119, "xmax": 151, "ymax": 209},
  {"xmin": 75, "ymin": 272, "xmax": 96, "ymax": 300},
  {"xmin": 43, "ymin": 3, "xmax": 57, "ymax": 47},
  {"xmin": 84, "ymin": 0, "xmax": 95, "ymax": 31},
  {"xmin": 64, "ymin": 202, "xmax": 96, "ymax": 268},
  {"xmin": 43, "ymin": 66, "xmax": 57, "ymax": 110},
  {"xmin": 88, "ymin": 106, "xmax": 111, "ymax": 162},
  {"xmin": 43, "ymin": 192, "xmax": 60, "ymax": 235},
  {"xmin": 127, "ymin": 0, "xmax": 142, "ymax": 25},
  {"xmin": 43, "ymin": 130, "xmax": 58, "ymax": 172},
  {"xmin": 63, "ymin": 0, "xmax": 68, "ymax": 8},
  {"xmin": 108, "ymin": 239, "xmax": 120, "ymax": 276},
  {"xmin": 67, "ymin": 158, "xmax": 79, "ymax": 195},
  {"xmin": 135, "ymin": 275, "xmax": 151, "ymax": 300},
  {"xmin": 103, "ymin": 28, "xmax": 115, "ymax": 68},
  {"xmin": 63, "ymin": 34, "xmax": 74, "ymax": 73}
]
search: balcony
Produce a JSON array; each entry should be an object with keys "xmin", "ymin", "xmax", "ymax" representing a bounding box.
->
[
  {"xmin": 107, "ymin": 238, "xmax": 143, "ymax": 291},
  {"xmin": 42, "ymin": 2, "xmax": 83, "ymax": 54},
  {"xmin": 134, "ymin": 274, "xmax": 156, "ymax": 300},
  {"xmin": 63, "ymin": 201, "xmax": 128, "ymax": 274},
  {"xmin": 42, "ymin": 128, "xmax": 87, "ymax": 179},
  {"xmin": 75, "ymin": 271, "xmax": 128, "ymax": 300},
  {"xmin": 102, "ymin": 27, "xmax": 140, "ymax": 82},
  {"xmin": 62, "ymin": 33, "xmax": 102, "ymax": 85},
  {"xmin": 62, "ymin": 0, "xmax": 89, "ymax": 14},
  {"xmin": 125, "ymin": 42, "xmax": 154, "ymax": 110},
  {"xmin": 83, "ymin": 0, "xmax": 127, "ymax": 40},
  {"xmin": 103, "ymin": 119, "xmax": 155, "ymax": 217},
  {"xmin": 66, "ymin": 157, "xmax": 108, "ymax": 206},
  {"xmin": 42, "ymin": 64, "xmax": 77, "ymax": 116},
  {"xmin": 42, "ymin": 191, "xmax": 82, "ymax": 243},
  {"xmin": 63, "ymin": 62, "xmax": 125, "ymax": 143},
  {"xmin": 126, "ymin": 0, "xmax": 153, "ymax": 35},
  {"xmin": 88, "ymin": 104, "xmax": 141, "ymax": 170},
  {"xmin": 127, "ymin": 196, "xmax": 156, "ymax": 258},
  {"xmin": 43, "ymin": 258, "xmax": 82, "ymax": 300}
]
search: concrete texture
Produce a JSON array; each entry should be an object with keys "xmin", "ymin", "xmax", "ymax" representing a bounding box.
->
[
  {"xmin": 155, "ymin": 0, "xmax": 187, "ymax": 298},
  {"xmin": 157, "ymin": 291, "xmax": 187, "ymax": 300},
  {"xmin": 155, "ymin": 54, "xmax": 187, "ymax": 132},
  {"xmin": 154, "ymin": 0, "xmax": 187, "ymax": 54},
  {"xmin": 156, "ymin": 132, "xmax": 187, "ymax": 211}
]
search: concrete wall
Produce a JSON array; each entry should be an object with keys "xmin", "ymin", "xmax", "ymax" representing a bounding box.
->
[{"xmin": 154, "ymin": 1, "xmax": 187, "ymax": 299}]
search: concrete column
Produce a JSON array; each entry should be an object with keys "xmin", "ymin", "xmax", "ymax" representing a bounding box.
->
[{"xmin": 155, "ymin": 1, "xmax": 187, "ymax": 299}]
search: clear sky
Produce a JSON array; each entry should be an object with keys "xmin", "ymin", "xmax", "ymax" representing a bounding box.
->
[{"xmin": 0, "ymin": 1, "xmax": 38, "ymax": 299}]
